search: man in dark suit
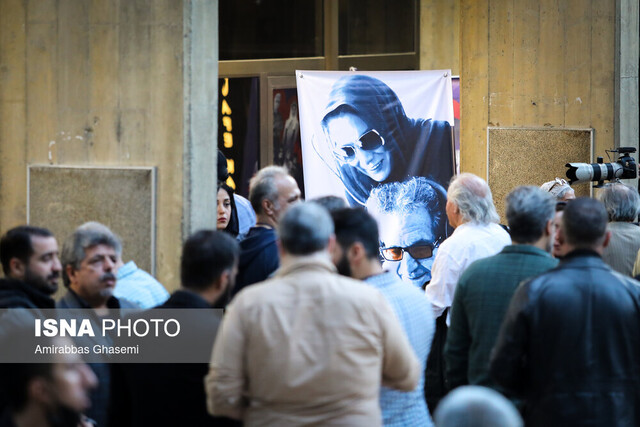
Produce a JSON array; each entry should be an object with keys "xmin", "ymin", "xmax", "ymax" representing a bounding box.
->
[
  {"xmin": 109, "ymin": 229, "xmax": 240, "ymax": 427},
  {"xmin": 491, "ymin": 198, "xmax": 640, "ymax": 426}
]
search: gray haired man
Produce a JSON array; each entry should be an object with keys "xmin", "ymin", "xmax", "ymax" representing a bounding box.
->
[
  {"xmin": 445, "ymin": 186, "xmax": 558, "ymax": 393},
  {"xmin": 424, "ymin": 173, "xmax": 511, "ymax": 412},
  {"xmin": 206, "ymin": 202, "xmax": 419, "ymax": 426},
  {"xmin": 57, "ymin": 221, "xmax": 136, "ymax": 427},
  {"xmin": 597, "ymin": 182, "xmax": 640, "ymax": 276},
  {"xmin": 231, "ymin": 165, "xmax": 301, "ymax": 299}
]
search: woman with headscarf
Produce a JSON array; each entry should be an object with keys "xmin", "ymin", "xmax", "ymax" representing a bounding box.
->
[
  {"xmin": 217, "ymin": 182, "xmax": 239, "ymax": 238},
  {"xmin": 320, "ymin": 74, "xmax": 454, "ymax": 206}
]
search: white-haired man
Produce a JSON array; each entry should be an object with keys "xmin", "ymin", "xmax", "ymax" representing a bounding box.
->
[{"xmin": 425, "ymin": 173, "xmax": 511, "ymax": 411}]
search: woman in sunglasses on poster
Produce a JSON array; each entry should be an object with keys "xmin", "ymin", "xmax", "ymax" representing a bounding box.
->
[{"xmin": 320, "ymin": 74, "xmax": 454, "ymax": 206}]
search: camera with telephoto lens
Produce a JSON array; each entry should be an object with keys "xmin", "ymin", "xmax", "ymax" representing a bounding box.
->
[{"xmin": 565, "ymin": 147, "xmax": 637, "ymax": 187}]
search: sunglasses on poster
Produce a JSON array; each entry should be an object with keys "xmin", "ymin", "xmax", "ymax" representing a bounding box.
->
[
  {"xmin": 380, "ymin": 238, "xmax": 442, "ymax": 262},
  {"xmin": 332, "ymin": 129, "xmax": 385, "ymax": 164}
]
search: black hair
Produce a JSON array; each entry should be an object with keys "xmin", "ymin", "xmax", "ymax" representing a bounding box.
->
[
  {"xmin": 180, "ymin": 230, "xmax": 239, "ymax": 291},
  {"xmin": 562, "ymin": 197, "xmax": 608, "ymax": 247},
  {"xmin": 0, "ymin": 226, "xmax": 54, "ymax": 276},
  {"xmin": 217, "ymin": 151, "xmax": 229, "ymax": 182},
  {"xmin": 217, "ymin": 183, "xmax": 240, "ymax": 237},
  {"xmin": 311, "ymin": 196, "xmax": 348, "ymax": 213},
  {"xmin": 331, "ymin": 208, "xmax": 380, "ymax": 259}
]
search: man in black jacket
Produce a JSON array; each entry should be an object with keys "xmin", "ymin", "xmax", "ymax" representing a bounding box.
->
[
  {"xmin": 0, "ymin": 226, "xmax": 63, "ymax": 418},
  {"xmin": 109, "ymin": 230, "xmax": 241, "ymax": 427},
  {"xmin": 0, "ymin": 225, "xmax": 61, "ymax": 310},
  {"xmin": 232, "ymin": 165, "xmax": 300, "ymax": 300},
  {"xmin": 491, "ymin": 197, "xmax": 640, "ymax": 426}
]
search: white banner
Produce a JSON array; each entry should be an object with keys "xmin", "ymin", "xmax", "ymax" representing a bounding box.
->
[{"xmin": 296, "ymin": 70, "xmax": 455, "ymax": 289}]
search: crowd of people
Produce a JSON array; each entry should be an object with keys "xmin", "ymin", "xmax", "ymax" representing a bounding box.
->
[{"xmin": 1, "ymin": 162, "xmax": 640, "ymax": 427}]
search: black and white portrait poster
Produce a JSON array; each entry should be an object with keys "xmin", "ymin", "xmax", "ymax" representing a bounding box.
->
[{"xmin": 297, "ymin": 70, "xmax": 455, "ymax": 289}]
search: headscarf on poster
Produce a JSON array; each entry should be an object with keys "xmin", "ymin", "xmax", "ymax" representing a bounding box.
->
[{"xmin": 296, "ymin": 70, "xmax": 456, "ymax": 289}]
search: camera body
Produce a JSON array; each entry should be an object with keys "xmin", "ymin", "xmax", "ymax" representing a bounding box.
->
[{"xmin": 565, "ymin": 147, "xmax": 637, "ymax": 187}]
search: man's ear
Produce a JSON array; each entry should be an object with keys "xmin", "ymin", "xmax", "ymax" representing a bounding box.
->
[
  {"xmin": 545, "ymin": 219, "xmax": 554, "ymax": 237},
  {"xmin": 65, "ymin": 264, "xmax": 77, "ymax": 286},
  {"xmin": 217, "ymin": 269, "xmax": 231, "ymax": 291},
  {"xmin": 326, "ymin": 234, "xmax": 337, "ymax": 257},
  {"xmin": 8, "ymin": 257, "xmax": 26, "ymax": 278},
  {"xmin": 262, "ymin": 198, "xmax": 274, "ymax": 217},
  {"xmin": 348, "ymin": 242, "xmax": 365, "ymax": 264},
  {"xmin": 602, "ymin": 230, "xmax": 612, "ymax": 249}
]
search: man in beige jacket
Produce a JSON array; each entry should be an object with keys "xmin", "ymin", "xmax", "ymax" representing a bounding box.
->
[{"xmin": 206, "ymin": 202, "xmax": 420, "ymax": 426}]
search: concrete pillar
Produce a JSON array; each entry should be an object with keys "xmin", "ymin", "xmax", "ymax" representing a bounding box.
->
[
  {"xmin": 183, "ymin": 0, "xmax": 218, "ymax": 238},
  {"xmin": 616, "ymin": 0, "xmax": 639, "ymax": 188}
]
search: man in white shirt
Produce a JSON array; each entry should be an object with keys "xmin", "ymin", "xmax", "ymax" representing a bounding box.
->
[
  {"xmin": 425, "ymin": 172, "xmax": 510, "ymax": 411},
  {"xmin": 427, "ymin": 172, "xmax": 511, "ymax": 321}
]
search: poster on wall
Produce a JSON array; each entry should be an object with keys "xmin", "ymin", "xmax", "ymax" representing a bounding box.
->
[
  {"xmin": 271, "ymin": 87, "xmax": 305, "ymax": 198},
  {"xmin": 296, "ymin": 70, "xmax": 455, "ymax": 289}
]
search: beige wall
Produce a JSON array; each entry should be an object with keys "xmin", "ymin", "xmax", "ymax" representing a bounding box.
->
[
  {"xmin": 459, "ymin": 0, "xmax": 616, "ymax": 178},
  {"xmin": 0, "ymin": 0, "xmax": 184, "ymax": 289},
  {"xmin": 420, "ymin": 0, "xmax": 460, "ymax": 76}
]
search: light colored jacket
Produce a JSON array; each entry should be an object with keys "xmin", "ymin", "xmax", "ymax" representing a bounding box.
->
[{"xmin": 206, "ymin": 253, "xmax": 420, "ymax": 426}]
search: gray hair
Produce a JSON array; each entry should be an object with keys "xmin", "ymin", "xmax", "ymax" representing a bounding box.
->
[
  {"xmin": 448, "ymin": 173, "xmax": 500, "ymax": 224},
  {"xmin": 278, "ymin": 202, "xmax": 334, "ymax": 255},
  {"xmin": 61, "ymin": 221, "xmax": 122, "ymax": 287},
  {"xmin": 434, "ymin": 386, "xmax": 523, "ymax": 427},
  {"xmin": 505, "ymin": 186, "xmax": 555, "ymax": 244},
  {"xmin": 598, "ymin": 182, "xmax": 640, "ymax": 222},
  {"xmin": 365, "ymin": 176, "xmax": 443, "ymax": 235},
  {"xmin": 248, "ymin": 165, "xmax": 290, "ymax": 215},
  {"xmin": 540, "ymin": 178, "xmax": 574, "ymax": 200}
]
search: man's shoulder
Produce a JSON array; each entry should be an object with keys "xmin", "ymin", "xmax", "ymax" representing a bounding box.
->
[
  {"xmin": 236, "ymin": 270, "xmax": 384, "ymax": 308},
  {"xmin": 56, "ymin": 291, "xmax": 82, "ymax": 309},
  {"xmin": 369, "ymin": 272, "xmax": 427, "ymax": 298}
]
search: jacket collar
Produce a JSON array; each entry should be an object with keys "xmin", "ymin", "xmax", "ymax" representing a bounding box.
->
[
  {"xmin": 0, "ymin": 278, "xmax": 56, "ymax": 309},
  {"xmin": 559, "ymin": 249, "xmax": 608, "ymax": 269},
  {"xmin": 162, "ymin": 289, "xmax": 212, "ymax": 309},
  {"xmin": 275, "ymin": 252, "xmax": 337, "ymax": 277},
  {"xmin": 61, "ymin": 288, "xmax": 122, "ymax": 309},
  {"xmin": 501, "ymin": 244, "xmax": 553, "ymax": 258}
]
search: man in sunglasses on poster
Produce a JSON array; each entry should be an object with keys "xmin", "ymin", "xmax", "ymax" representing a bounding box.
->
[
  {"xmin": 321, "ymin": 74, "xmax": 454, "ymax": 207},
  {"xmin": 366, "ymin": 176, "xmax": 448, "ymax": 290}
]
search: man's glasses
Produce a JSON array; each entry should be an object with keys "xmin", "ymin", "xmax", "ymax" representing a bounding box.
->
[
  {"xmin": 333, "ymin": 129, "xmax": 385, "ymax": 164},
  {"xmin": 380, "ymin": 239, "xmax": 441, "ymax": 262},
  {"xmin": 549, "ymin": 177, "xmax": 569, "ymax": 190}
]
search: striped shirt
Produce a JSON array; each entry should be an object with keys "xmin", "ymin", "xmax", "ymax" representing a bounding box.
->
[{"xmin": 366, "ymin": 271, "xmax": 435, "ymax": 427}]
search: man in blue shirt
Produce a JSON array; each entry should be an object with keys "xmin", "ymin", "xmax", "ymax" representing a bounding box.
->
[
  {"xmin": 331, "ymin": 207, "xmax": 435, "ymax": 427},
  {"xmin": 114, "ymin": 258, "xmax": 169, "ymax": 308}
]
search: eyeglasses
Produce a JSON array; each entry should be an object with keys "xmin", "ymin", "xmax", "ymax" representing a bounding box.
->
[
  {"xmin": 333, "ymin": 129, "xmax": 385, "ymax": 164},
  {"xmin": 550, "ymin": 177, "xmax": 569, "ymax": 190},
  {"xmin": 380, "ymin": 239, "xmax": 441, "ymax": 262}
]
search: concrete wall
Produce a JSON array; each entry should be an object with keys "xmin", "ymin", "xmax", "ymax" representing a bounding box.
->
[
  {"xmin": 0, "ymin": 0, "xmax": 184, "ymax": 289},
  {"xmin": 459, "ymin": 0, "xmax": 616, "ymax": 178},
  {"xmin": 420, "ymin": 0, "xmax": 460, "ymax": 76}
]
